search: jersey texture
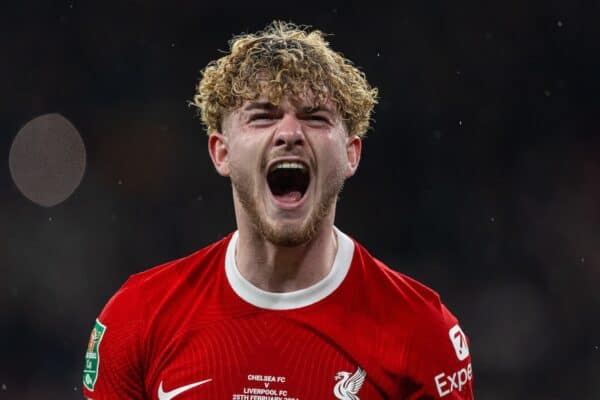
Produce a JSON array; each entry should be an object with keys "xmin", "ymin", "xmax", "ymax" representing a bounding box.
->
[{"xmin": 83, "ymin": 229, "xmax": 474, "ymax": 399}]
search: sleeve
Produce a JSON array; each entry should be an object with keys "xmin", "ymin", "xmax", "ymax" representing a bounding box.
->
[
  {"xmin": 82, "ymin": 278, "xmax": 145, "ymax": 399},
  {"xmin": 408, "ymin": 303, "xmax": 475, "ymax": 399}
]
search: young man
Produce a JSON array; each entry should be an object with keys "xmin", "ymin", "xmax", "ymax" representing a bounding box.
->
[{"xmin": 83, "ymin": 21, "xmax": 475, "ymax": 399}]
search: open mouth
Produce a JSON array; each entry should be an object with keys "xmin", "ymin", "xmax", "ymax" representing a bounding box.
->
[{"xmin": 267, "ymin": 161, "xmax": 310, "ymax": 203}]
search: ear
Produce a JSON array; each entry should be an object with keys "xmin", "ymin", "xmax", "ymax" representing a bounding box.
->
[
  {"xmin": 208, "ymin": 132, "xmax": 230, "ymax": 176},
  {"xmin": 345, "ymin": 135, "xmax": 362, "ymax": 178}
]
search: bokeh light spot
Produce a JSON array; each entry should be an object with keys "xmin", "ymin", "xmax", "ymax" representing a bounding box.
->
[{"xmin": 9, "ymin": 113, "xmax": 86, "ymax": 207}]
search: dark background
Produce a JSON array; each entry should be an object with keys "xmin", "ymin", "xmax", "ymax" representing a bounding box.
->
[{"xmin": 1, "ymin": 1, "xmax": 599, "ymax": 398}]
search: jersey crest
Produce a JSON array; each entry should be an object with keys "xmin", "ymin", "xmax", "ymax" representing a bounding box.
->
[{"xmin": 333, "ymin": 366, "xmax": 366, "ymax": 400}]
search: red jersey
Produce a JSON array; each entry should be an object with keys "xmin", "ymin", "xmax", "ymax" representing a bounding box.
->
[{"xmin": 82, "ymin": 228, "xmax": 474, "ymax": 399}]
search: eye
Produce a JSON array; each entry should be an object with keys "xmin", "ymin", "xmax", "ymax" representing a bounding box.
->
[
  {"xmin": 248, "ymin": 113, "xmax": 277, "ymax": 123},
  {"xmin": 304, "ymin": 115, "xmax": 330, "ymax": 124}
]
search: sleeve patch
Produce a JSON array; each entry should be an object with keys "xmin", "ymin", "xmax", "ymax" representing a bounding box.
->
[
  {"xmin": 449, "ymin": 324, "xmax": 469, "ymax": 361},
  {"xmin": 83, "ymin": 319, "xmax": 107, "ymax": 391}
]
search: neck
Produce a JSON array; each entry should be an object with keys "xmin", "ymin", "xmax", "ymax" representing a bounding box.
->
[{"xmin": 235, "ymin": 218, "xmax": 338, "ymax": 293}]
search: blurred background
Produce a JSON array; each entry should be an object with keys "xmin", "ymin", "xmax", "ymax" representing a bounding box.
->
[{"xmin": 1, "ymin": 0, "xmax": 599, "ymax": 398}]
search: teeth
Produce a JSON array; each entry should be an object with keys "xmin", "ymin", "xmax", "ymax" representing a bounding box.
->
[{"xmin": 272, "ymin": 162, "xmax": 306, "ymax": 171}]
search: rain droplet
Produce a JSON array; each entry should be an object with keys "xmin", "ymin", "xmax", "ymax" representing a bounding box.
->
[
  {"xmin": 580, "ymin": 257, "xmax": 585, "ymax": 263},
  {"xmin": 490, "ymin": 217, "xmax": 495, "ymax": 223},
  {"xmin": 73, "ymin": 386, "xmax": 78, "ymax": 391},
  {"xmin": 458, "ymin": 120, "xmax": 463, "ymax": 126},
  {"xmin": 171, "ymin": 43, "xmax": 176, "ymax": 48},
  {"xmin": 557, "ymin": 20, "xmax": 563, "ymax": 27},
  {"xmin": 544, "ymin": 90, "xmax": 551, "ymax": 97},
  {"xmin": 117, "ymin": 179, "xmax": 123, "ymax": 185},
  {"xmin": 376, "ymin": 52, "xmax": 380, "ymax": 57},
  {"xmin": 1, "ymin": 384, "xmax": 7, "ymax": 391},
  {"xmin": 48, "ymin": 216, "xmax": 53, "ymax": 222}
]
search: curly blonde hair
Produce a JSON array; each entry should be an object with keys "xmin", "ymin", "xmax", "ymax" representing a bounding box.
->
[{"xmin": 192, "ymin": 21, "xmax": 378, "ymax": 137}]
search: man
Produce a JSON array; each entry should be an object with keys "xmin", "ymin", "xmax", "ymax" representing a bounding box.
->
[{"xmin": 83, "ymin": 21, "xmax": 474, "ymax": 399}]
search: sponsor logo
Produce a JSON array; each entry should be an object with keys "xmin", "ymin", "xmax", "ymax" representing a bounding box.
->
[
  {"xmin": 333, "ymin": 366, "xmax": 366, "ymax": 399},
  {"xmin": 448, "ymin": 325, "xmax": 469, "ymax": 361},
  {"xmin": 434, "ymin": 363, "xmax": 473, "ymax": 397},
  {"xmin": 158, "ymin": 379, "xmax": 212, "ymax": 400},
  {"xmin": 82, "ymin": 319, "xmax": 106, "ymax": 391}
]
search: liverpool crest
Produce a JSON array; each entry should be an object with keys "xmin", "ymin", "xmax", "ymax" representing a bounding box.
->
[
  {"xmin": 82, "ymin": 319, "xmax": 106, "ymax": 391},
  {"xmin": 333, "ymin": 366, "xmax": 366, "ymax": 400}
]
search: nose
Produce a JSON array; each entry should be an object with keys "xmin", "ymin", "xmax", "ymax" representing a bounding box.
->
[{"xmin": 273, "ymin": 114, "xmax": 305, "ymax": 148}]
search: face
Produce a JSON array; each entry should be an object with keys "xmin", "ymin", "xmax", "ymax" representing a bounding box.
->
[{"xmin": 209, "ymin": 94, "xmax": 361, "ymax": 246}]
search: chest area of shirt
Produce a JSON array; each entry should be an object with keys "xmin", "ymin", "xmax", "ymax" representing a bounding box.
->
[{"xmin": 145, "ymin": 315, "xmax": 390, "ymax": 399}]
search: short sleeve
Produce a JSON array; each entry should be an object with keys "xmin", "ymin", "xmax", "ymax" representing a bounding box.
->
[
  {"xmin": 82, "ymin": 279, "xmax": 145, "ymax": 399},
  {"xmin": 409, "ymin": 303, "xmax": 475, "ymax": 399}
]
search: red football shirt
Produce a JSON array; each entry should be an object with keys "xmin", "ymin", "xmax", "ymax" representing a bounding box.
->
[{"xmin": 82, "ymin": 228, "xmax": 474, "ymax": 399}]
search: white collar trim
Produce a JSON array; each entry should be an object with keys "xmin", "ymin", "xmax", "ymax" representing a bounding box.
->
[{"xmin": 225, "ymin": 226, "xmax": 354, "ymax": 310}]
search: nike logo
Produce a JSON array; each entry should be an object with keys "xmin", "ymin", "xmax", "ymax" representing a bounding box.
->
[{"xmin": 157, "ymin": 379, "xmax": 212, "ymax": 400}]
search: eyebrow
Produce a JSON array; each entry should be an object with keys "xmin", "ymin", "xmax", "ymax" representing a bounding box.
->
[
  {"xmin": 242, "ymin": 102, "xmax": 333, "ymax": 114},
  {"xmin": 243, "ymin": 102, "xmax": 278, "ymax": 112},
  {"xmin": 299, "ymin": 105, "xmax": 333, "ymax": 114}
]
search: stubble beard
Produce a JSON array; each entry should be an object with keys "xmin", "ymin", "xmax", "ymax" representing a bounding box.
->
[{"xmin": 231, "ymin": 168, "xmax": 345, "ymax": 247}]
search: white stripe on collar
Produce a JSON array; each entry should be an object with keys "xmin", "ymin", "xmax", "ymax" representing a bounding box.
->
[{"xmin": 225, "ymin": 226, "xmax": 354, "ymax": 310}]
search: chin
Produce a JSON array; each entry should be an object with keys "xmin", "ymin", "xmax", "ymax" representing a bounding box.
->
[
  {"xmin": 260, "ymin": 219, "xmax": 318, "ymax": 247},
  {"xmin": 231, "ymin": 162, "xmax": 343, "ymax": 247}
]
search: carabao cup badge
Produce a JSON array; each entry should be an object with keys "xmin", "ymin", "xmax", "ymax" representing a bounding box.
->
[{"xmin": 83, "ymin": 319, "xmax": 107, "ymax": 391}]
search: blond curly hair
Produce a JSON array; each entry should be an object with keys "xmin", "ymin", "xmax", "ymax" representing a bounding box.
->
[{"xmin": 192, "ymin": 21, "xmax": 378, "ymax": 137}]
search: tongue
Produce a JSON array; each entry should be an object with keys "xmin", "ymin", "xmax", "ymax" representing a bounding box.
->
[{"xmin": 275, "ymin": 191, "xmax": 302, "ymax": 202}]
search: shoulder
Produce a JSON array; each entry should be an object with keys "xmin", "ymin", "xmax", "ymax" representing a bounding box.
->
[
  {"xmin": 351, "ymin": 240, "xmax": 474, "ymax": 398},
  {"xmin": 99, "ymin": 233, "xmax": 232, "ymax": 323},
  {"xmin": 352, "ymin": 240, "xmax": 451, "ymax": 321},
  {"xmin": 354, "ymin": 240, "xmax": 465, "ymax": 337},
  {"xmin": 82, "ymin": 234, "xmax": 233, "ymax": 396},
  {"xmin": 128, "ymin": 234, "xmax": 230, "ymax": 287}
]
